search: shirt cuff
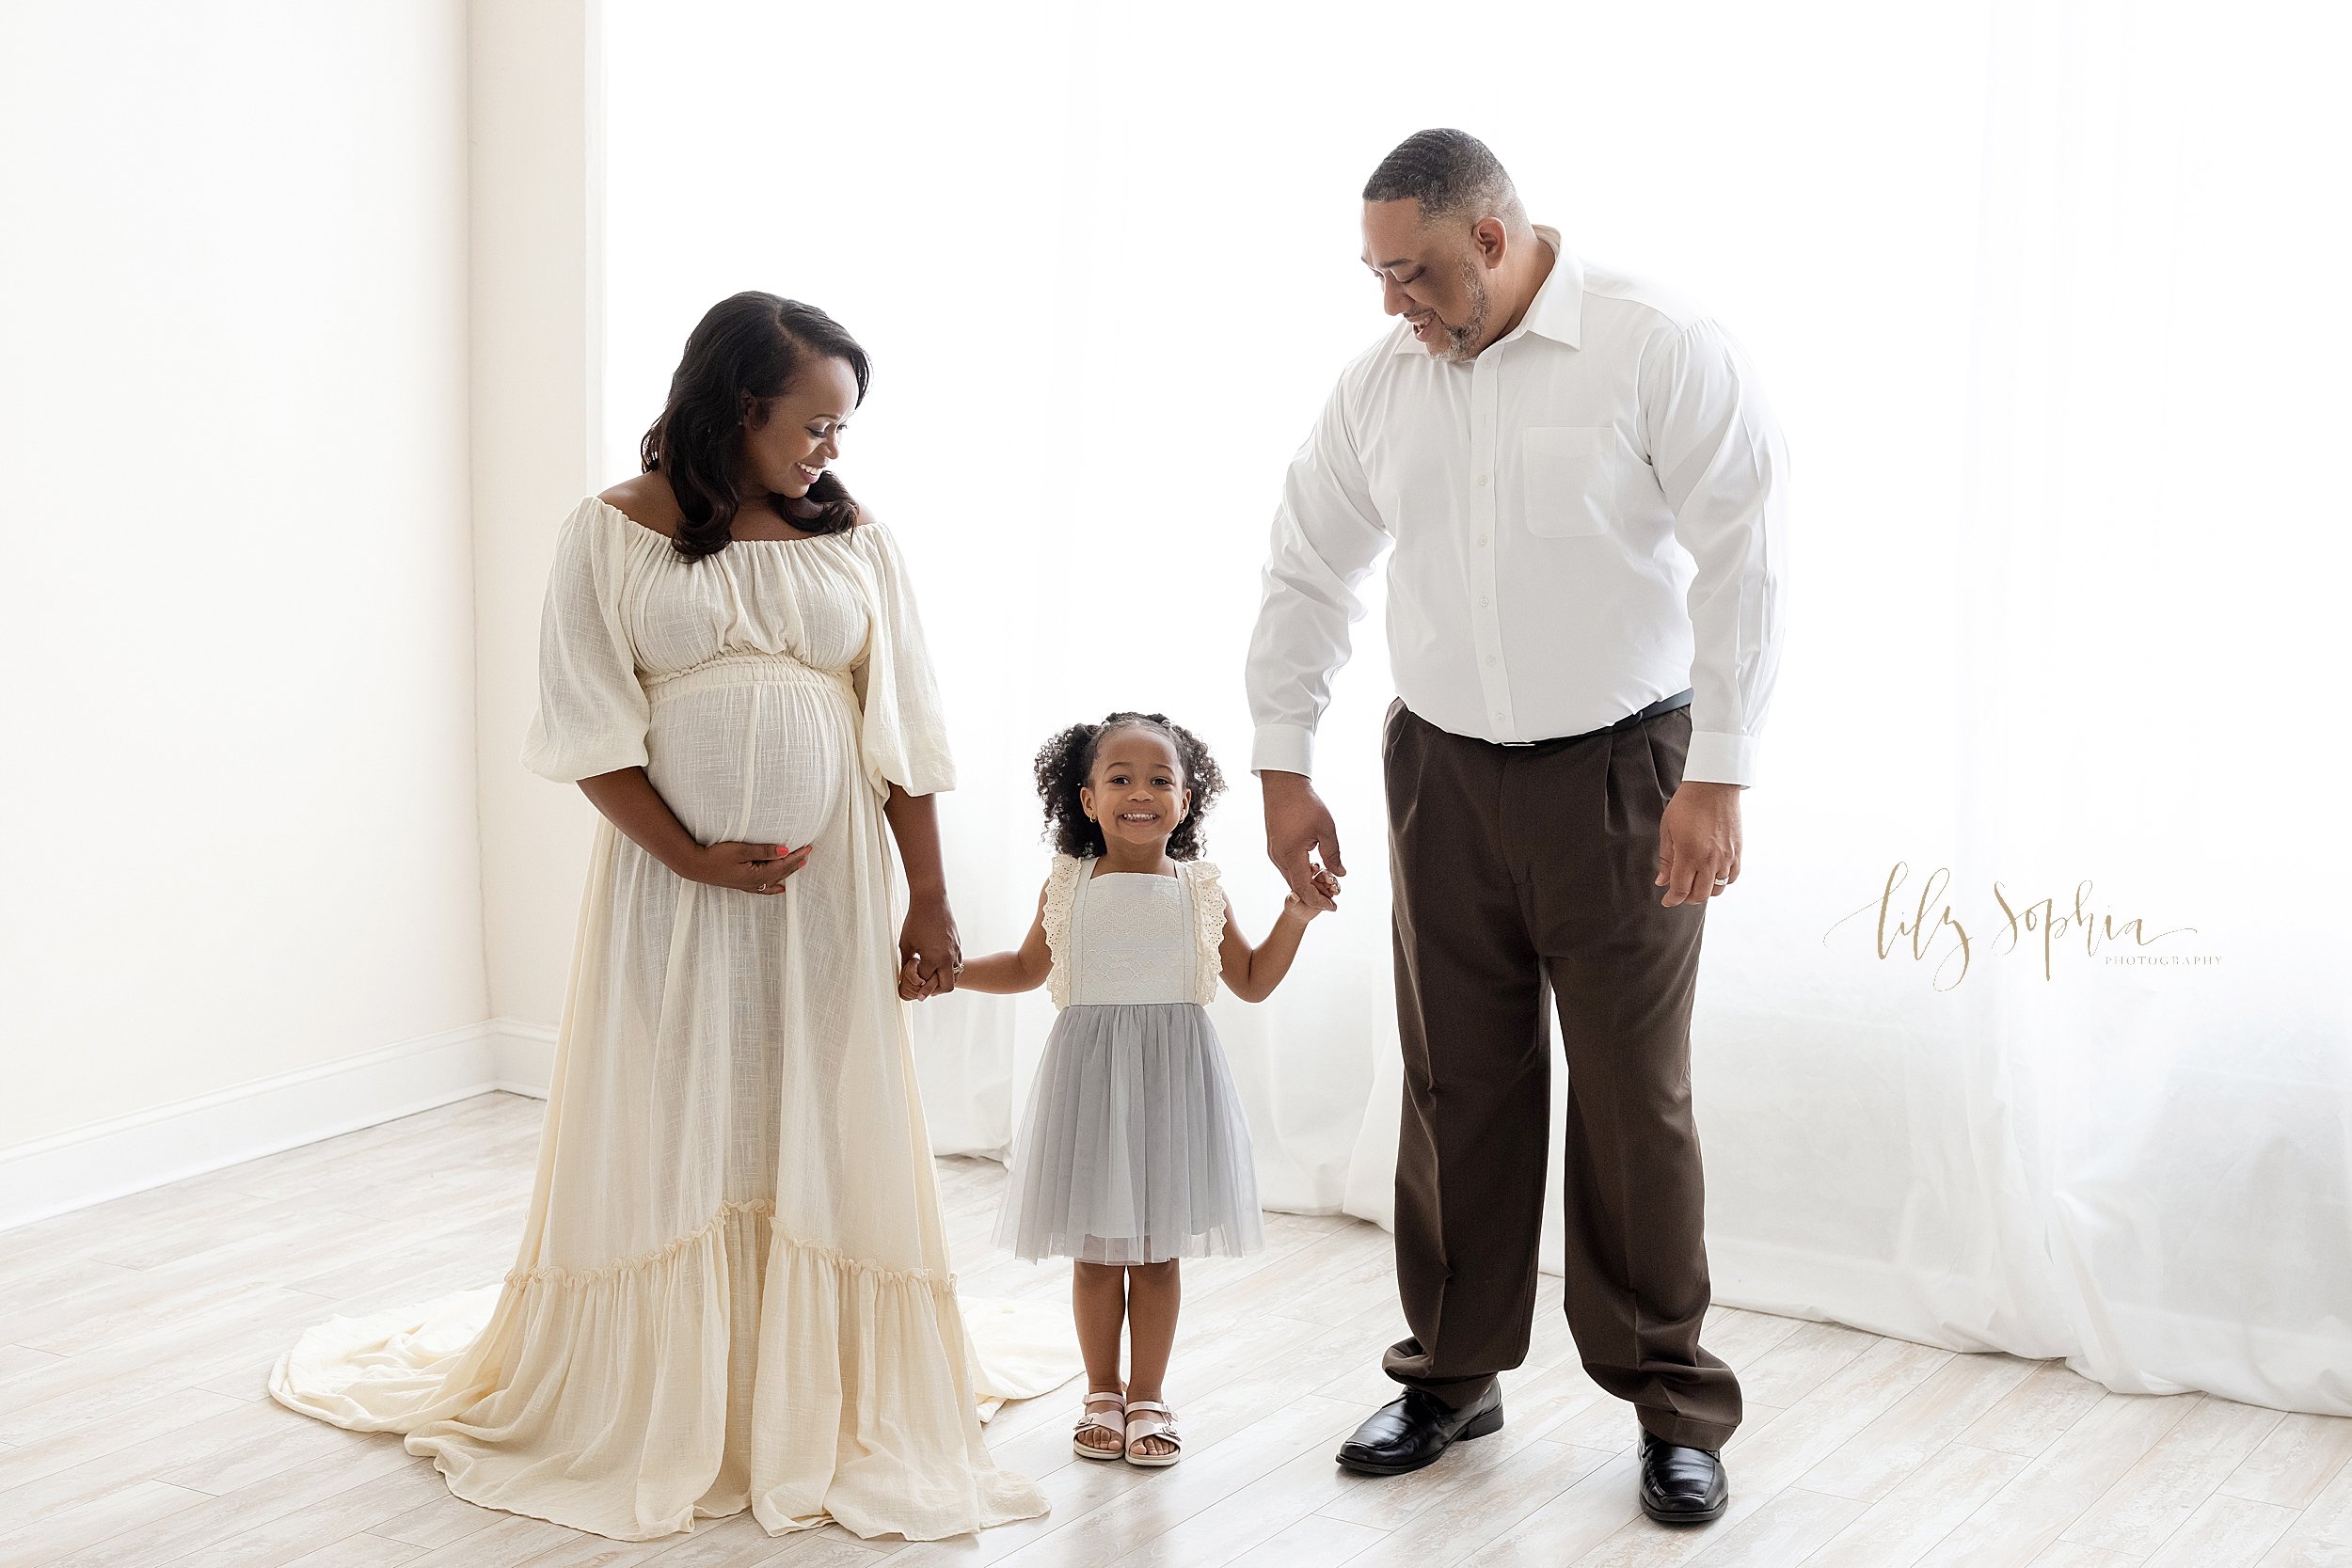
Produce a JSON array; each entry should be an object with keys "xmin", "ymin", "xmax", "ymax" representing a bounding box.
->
[
  {"xmin": 1681, "ymin": 729, "xmax": 1756, "ymax": 787},
  {"xmin": 1250, "ymin": 723, "xmax": 1316, "ymax": 779}
]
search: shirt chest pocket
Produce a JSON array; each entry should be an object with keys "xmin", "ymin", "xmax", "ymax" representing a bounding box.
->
[{"xmin": 1518, "ymin": 425, "xmax": 1625, "ymax": 539}]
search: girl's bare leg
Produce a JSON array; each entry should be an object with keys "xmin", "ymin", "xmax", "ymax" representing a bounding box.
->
[
  {"xmin": 1122, "ymin": 1259, "xmax": 1182, "ymax": 1458},
  {"xmin": 1073, "ymin": 1260, "xmax": 1128, "ymax": 1453}
]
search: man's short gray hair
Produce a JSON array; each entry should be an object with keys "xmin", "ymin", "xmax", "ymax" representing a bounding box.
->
[{"xmin": 1362, "ymin": 128, "xmax": 1531, "ymax": 236}]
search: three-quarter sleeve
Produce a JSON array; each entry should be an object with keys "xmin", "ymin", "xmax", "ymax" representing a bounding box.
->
[
  {"xmin": 520, "ymin": 499, "xmax": 653, "ymax": 784},
  {"xmin": 850, "ymin": 520, "xmax": 957, "ymax": 800}
]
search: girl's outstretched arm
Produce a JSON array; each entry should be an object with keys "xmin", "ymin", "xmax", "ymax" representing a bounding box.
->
[
  {"xmin": 935, "ymin": 879, "xmax": 1054, "ymax": 995},
  {"xmin": 1217, "ymin": 871, "xmax": 1335, "ymax": 1002}
]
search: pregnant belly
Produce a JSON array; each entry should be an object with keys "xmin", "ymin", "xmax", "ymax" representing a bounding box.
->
[{"xmin": 644, "ymin": 677, "xmax": 860, "ymax": 850}]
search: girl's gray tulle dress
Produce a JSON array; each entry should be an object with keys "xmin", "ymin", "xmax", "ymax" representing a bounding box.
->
[{"xmin": 992, "ymin": 852, "xmax": 1264, "ymax": 1265}]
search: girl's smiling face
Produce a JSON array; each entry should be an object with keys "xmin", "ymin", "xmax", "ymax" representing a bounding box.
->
[{"xmin": 1080, "ymin": 726, "xmax": 1192, "ymax": 851}]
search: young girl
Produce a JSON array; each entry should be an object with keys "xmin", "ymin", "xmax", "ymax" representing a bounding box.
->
[{"xmin": 907, "ymin": 711, "xmax": 1335, "ymax": 1467}]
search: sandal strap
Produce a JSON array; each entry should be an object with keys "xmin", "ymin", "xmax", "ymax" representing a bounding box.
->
[
  {"xmin": 1076, "ymin": 1391, "xmax": 1127, "ymax": 1438},
  {"xmin": 1123, "ymin": 1403, "xmax": 1181, "ymax": 1443}
]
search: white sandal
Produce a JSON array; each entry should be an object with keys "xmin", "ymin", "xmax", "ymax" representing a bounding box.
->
[
  {"xmin": 1073, "ymin": 1389, "xmax": 1127, "ymax": 1459},
  {"xmin": 1123, "ymin": 1400, "xmax": 1182, "ymax": 1466}
]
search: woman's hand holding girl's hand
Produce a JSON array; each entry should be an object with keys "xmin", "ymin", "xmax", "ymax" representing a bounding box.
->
[
  {"xmin": 683, "ymin": 841, "xmax": 812, "ymax": 894},
  {"xmin": 900, "ymin": 895, "xmax": 962, "ymax": 997}
]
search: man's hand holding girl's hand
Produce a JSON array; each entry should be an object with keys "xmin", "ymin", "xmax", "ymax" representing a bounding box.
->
[
  {"xmin": 1281, "ymin": 864, "xmax": 1341, "ymax": 922},
  {"xmin": 1263, "ymin": 770, "xmax": 1344, "ymax": 912}
]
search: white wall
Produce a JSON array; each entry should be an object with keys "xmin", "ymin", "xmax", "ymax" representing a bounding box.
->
[
  {"xmin": 0, "ymin": 6, "xmax": 481, "ymax": 1154},
  {"xmin": 467, "ymin": 0, "xmax": 606, "ymax": 1048}
]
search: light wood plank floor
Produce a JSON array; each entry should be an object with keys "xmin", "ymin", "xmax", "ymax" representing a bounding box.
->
[{"xmin": 3, "ymin": 1091, "xmax": 2345, "ymax": 1568}]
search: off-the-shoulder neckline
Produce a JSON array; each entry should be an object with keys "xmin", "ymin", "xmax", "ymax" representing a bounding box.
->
[{"xmin": 587, "ymin": 494, "xmax": 870, "ymax": 546}]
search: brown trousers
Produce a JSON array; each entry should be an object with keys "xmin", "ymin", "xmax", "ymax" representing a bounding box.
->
[{"xmin": 1377, "ymin": 694, "xmax": 1743, "ymax": 1450}]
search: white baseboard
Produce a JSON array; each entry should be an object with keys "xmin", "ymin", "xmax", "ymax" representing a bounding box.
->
[
  {"xmin": 490, "ymin": 1019, "xmax": 556, "ymax": 1097},
  {"xmin": 0, "ymin": 1017, "xmax": 558, "ymax": 1233}
]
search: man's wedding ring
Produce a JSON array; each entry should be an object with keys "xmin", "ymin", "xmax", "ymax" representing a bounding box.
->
[{"xmin": 1712, "ymin": 877, "xmax": 1730, "ymax": 886}]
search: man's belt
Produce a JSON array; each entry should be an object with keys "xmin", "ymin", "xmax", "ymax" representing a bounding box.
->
[{"xmin": 1495, "ymin": 688, "xmax": 1694, "ymax": 749}]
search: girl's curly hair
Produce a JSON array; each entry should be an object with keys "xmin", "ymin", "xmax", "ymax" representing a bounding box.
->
[{"xmin": 1035, "ymin": 711, "xmax": 1226, "ymax": 861}]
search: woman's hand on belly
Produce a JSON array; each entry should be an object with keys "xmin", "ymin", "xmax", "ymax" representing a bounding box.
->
[{"xmin": 682, "ymin": 838, "xmax": 813, "ymax": 895}]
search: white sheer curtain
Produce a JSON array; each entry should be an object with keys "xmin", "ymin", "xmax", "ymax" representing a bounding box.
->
[{"xmin": 601, "ymin": 0, "xmax": 2350, "ymax": 1416}]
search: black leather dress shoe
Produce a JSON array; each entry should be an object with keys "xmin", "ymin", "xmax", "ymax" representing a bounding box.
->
[
  {"xmin": 1334, "ymin": 1382, "xmax": 1504, "ymax": 1476},
  {"xmin": 1638, "ymin": 1429, "xmax": 1729, "ymax": 1523}
]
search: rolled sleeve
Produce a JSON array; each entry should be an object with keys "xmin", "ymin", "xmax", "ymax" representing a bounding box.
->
[{"xmin": 1639, "ymin": 317, "xmax": 1790, "ymax": 788}]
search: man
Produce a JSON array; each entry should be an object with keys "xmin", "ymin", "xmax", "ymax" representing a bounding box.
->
[{"xmin": 1245, "ymin": 128, "xmax": 1788, "ymax": 1527}]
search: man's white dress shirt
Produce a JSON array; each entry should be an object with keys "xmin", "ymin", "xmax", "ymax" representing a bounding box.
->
[{"xmin": 1245, "ymin": 225, "xmax": 1788, "ymax": 788}]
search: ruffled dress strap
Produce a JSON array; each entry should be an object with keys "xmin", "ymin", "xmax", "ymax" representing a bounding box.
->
[
  {"xmin": 1182, "ymin": 859, "xmax": 1227, "ymax": 1004},
  {"xmin": 1041, "ymin": 853, "xmax": 1090, "ymax": 1009}
]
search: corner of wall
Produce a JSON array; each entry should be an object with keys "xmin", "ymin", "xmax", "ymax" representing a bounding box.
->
[{"xmin": 469, "ymin": 0, "xmax": 609, "ymax": 1036}]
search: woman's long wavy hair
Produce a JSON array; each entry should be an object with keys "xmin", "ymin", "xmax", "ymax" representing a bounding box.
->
[
  {"xmin": 638, "ymin": 293, "xmax": 870, "ymax": 562},
  {"xmin": 1035, "ymin": 713, "xmax": 1226, "ymax": 862}
]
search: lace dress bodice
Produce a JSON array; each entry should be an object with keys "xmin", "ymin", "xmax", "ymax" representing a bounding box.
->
[{"xmin": 1040, "ymin": 854, "xmax": 1226, "ymax": 1008}]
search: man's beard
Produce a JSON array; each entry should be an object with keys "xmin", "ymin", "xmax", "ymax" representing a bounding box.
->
[{"xmin": 1439, "ymin": 261, "xmax": 1491, "ymax": 361}]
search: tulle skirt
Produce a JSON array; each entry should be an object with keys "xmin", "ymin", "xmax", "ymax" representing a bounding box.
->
[{"xmin": 993, "ymin": 1002, "xmax": 1263, "ymax": 1264}]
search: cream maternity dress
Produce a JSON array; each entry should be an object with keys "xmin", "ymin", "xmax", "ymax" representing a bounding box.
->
[{"xmin": 269, "ymin": 496, "xmax": 1073, "ymax": 1543}]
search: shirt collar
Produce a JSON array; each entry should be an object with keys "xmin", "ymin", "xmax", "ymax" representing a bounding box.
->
[{"xmin": 1391, "ymin": 223, "xmax": 1582, "ymax": 356}]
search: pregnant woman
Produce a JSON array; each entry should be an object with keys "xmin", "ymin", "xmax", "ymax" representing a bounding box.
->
[{"xmin": 270, "ymin": 293, "xmax": 1068, "ymax": 1542}]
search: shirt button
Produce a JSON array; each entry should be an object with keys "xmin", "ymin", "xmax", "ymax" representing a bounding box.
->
[
  {"xmin": 1485, "ymin": 655, "xmax": 1497, "ymax": 666},
  {"xmin": 1477, "ymin": 474, "xmax": 1489, "ymax": 487},
  {"xmin": 1477, "ymin": 534, "xmax": 1488, "ymax": 546},
  {"xmin": 1479, "ymin": 596, "xmax": 1491, "ymax": 608},
  {"xmin": 1493, "ymin": 711, "xmax": 1506, "ymax": 722}
]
